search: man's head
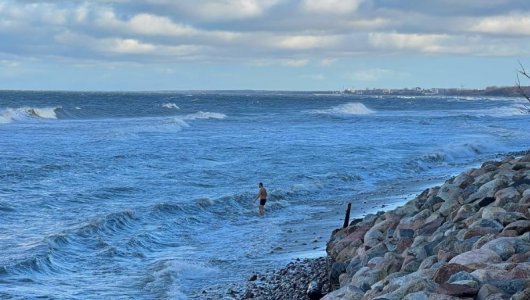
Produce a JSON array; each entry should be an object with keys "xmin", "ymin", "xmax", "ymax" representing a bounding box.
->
[{"xmin": 259, "ymin": 182, "xmax": 263, "ymax": 187}]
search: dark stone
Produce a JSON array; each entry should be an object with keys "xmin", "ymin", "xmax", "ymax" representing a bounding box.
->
[
  {"xmin": 346, "ymin": 258, "xmax": 362, "ymax": 276},
  {"xmin": 418, "ymin": 217, "xmax": 445, "ymax": 236},
  {"xmin": 477, "ymin": 197, "xmax": 496, "ymax": 207},
  {"xmin": 424, "ymin": 236, "xmax": 445, "ymax": 256},
  {"xmin": 307, "ymin": 280, "xmax": 323, "ymax": 300},
  {"xmin": 438, "ymin": 283, "xmax": 479, "ymax": 297},
  {"xmin": 489, "ymin": 279, "xmax": 530, "ymax": 295},
  {"xmin": 397, "ymin": 228, "xmax": 415, "ymax": 239},
  {"xmin": 249, "ymin": 274, "xmax": 258, "ymax": 281},
  {"xmin": 329, "ymin": 262, "xmax": 347, "ymax": 289},
  {"xmin": 433, "ymin": 263, "xmax": 473, "ymax": 284},
  {"xmin": 448, "ymin": 271, "xmax": 474, "ymax": 283}
]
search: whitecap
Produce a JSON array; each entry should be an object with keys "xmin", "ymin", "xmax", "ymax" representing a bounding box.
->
[
  {"xmin": 183, "ymin": 111, "xmax": 227, "ymax": 120},
  {"xmin": 162, "ymin": 103, "xmax": 180, "ymax": 110},
  {"xmin": 310, "ymin": 102, "xmax": 375, "ymax": 116},
  {"xmin": 0, "ymin": 106, "xmax": 61, "ymax": 124}
]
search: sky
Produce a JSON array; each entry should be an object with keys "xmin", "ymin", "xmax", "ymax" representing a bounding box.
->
[{"xmin": 1, "ymin": 0, "xmax": 530, "ymax": 91}]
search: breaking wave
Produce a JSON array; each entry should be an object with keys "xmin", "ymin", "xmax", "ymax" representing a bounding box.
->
[
  {"xmin": 0, "ymin": 106, "xmax": 61, "ymax": 123},
  {"xmin": 310, "ymin": 102, "xmax": 375, "ymax": 116},
  {"xmin": 162, "ymin": 103, "xmax": 180, "ymax": 110},
  {"xmin": 182, "ymin": 111, "xmax": 226, "ymax": 120}
]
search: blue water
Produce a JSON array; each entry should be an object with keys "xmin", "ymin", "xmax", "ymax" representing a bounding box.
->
[{"xmin": 1, "ymin": 91, "xmax": 529, "ymax": 299}]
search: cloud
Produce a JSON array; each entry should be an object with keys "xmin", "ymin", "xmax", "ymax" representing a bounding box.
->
[
  {"xmin": 143, "ymin": 0, "xmax": 283, "ymax": 21},
  {"xmin": 301, "ymin": 0, "xmax": 363, "ymax": 15},
  {"xmin": 469, "ymin": 14, "xmax": 530, "ymax": 36},
  {"xmin": 347, "ymin": 68, "xmax": 394, "ymax": 81},
  {"xmin": 271, "ymin": 35, "xmax": 339, "ymax": 50},
  {"xmin": 1, "ymin": 0, "xmax": 530, "ymax": 68},
  {"xmin": 281, "ymin": 59, "xmax": 309, "ymax": 67}
]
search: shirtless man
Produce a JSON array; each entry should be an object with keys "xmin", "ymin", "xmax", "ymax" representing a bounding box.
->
[{"xmin": 255, "ymin": 182, "xmax": 267, "ymax": 216}]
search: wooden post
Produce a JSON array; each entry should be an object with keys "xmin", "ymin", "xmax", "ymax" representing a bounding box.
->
[{"xmin": 343, "ymin": 203, "xmax": 351, "ymax": 228}]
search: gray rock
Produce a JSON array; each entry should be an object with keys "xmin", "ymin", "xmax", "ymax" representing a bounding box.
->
[
  {"xmin": 448, "ymin": 271, "xmax": 474, "ymax": 283},
  {"xmin": 350, "ymin": 267, "xmax": 384, "ymax": 292},
  {"xmin": 476, "ymin": 284, "xmax": 504, "ymax": 300},
  {"xmin": 329, "ymin": 262, "xmax": 347, "ymax": 289},
  {"xmin": 469, "ymin": 218, "xmax": 504, "ymax": 231},
  {"xmin": 467, "ymin": 178, "xmax": 508, "ymax": 204},
  {"xmin": 452, "ymin": 204, "xmax": 475, "ymax": 222},
  {"xmin": 449, "ymin": 248, "xmax": 502, "ymax": 268},
  {"xmin": 480, "ymin": 237, "xmax": 519, "ymax": 260},
  {"xmin": 322, "ymin": 284, "xmax": 364, "ymax": 300},
  {"xmin": 505, "ymin": 220, "xmax": 530, "ymax": 235}
]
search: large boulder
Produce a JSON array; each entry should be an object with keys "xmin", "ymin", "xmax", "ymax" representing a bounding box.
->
[{"xmin": 448, "ymin": 249, "xmax": 501, "ymax": 269}]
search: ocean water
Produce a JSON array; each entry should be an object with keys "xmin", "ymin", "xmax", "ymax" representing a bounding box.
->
[{"xmin": 1, "ymin": 90, "xmax": 529, "ymax": 299}]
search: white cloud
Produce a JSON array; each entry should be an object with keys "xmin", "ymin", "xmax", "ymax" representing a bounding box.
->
[
  {"xmin": 102, "ymin": 38, "xmax": 156, "ymax": 54},
  {"xmin": 470, "ymin": 14, "xmax": 530, "ymax": 36},
  {"xmin": 301, "ymin": 0, "xmax": 363, "ymax": 15},
  {"xmin": 272, "ymin": 35, "xmax": 339, "ymax": 50},
  {"xmin": 320, "ymin": 58, "xmax": 336, "ymax": 66},
  {"xmin": 149, "ymin": 0, "xmax": 283, "ymax": 21},
  {"xmin": 281, "ymin": 59, "xmax": 309, "ymax": 67}
]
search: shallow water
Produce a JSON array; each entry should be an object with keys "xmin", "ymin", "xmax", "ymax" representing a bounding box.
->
[{"xmin": 1, "ymin": 91, "xmax": 529, "ymax": 299}]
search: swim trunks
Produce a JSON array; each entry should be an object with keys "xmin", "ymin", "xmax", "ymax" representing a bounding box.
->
[{"xmin": 260, "ymin": 199, "xmax": 267, "ymax": 206}]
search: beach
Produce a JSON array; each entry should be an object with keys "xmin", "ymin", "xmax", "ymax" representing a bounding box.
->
[{"xmin": 221, "ymin": 151, "xmax": 530, "ymax": 299}]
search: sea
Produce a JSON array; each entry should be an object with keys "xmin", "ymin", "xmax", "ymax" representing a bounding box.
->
[{"xmin": 1, "ymin": 90, "xmax": 529, "ymax": 299}]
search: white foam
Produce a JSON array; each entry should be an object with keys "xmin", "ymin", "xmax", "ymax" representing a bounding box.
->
[
  {"xmin": 162, "ymin": 103, "xmax": 180, "ymax": 110},
  {"xmin": 0, "ymin": 106, "xmax": 60, "ymax": 124},
  {"xmin": 471, "ymin": 104, "xmax": 529, "ymax": 117},
  {"xmin": 419, "ymin": 140, "xmax": 500, "ymax": 164},
  {"xmin": 183, "ymin": 111, "xmax": 227, "ymax": 120},
  {"xmin": 310, "ymin": 102, "xmax": 375, "ymax": 116}
]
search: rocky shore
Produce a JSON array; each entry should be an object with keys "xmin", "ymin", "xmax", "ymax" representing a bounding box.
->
[
  {"xmin": 324, "ymin": 153, "xmax": 530, "ymax": 299},
  {"xmin": 217, "ymin": 152, "xmax": 530, "ymax": 300}
]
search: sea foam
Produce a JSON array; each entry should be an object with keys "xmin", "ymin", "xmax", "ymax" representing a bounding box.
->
[
  {"xmin": 0, "ymin": 106, "xmax": 61, "ymax": 123},
  {"xmin": 162, "ymin": 103, "xmax": 180, "ymax": 110},
  {"xmin": 311, "ymin": 102, "xmax": 375, "ymax": 116}
]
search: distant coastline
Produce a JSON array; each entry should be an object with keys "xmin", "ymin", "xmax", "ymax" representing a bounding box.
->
[{"xmin": 342, "ymin": 85, "xmax": 530, "ymax": 97}]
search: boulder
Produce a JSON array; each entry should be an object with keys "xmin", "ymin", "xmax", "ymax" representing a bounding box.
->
[
  {"xmin": 480, "ymin": 237, "xmax": 519, "ymax": 260},
  {"xmin": 476, "ymin": 284, "xmax": 505, "ymax": 300},
  {"xmin": 437, "ymin": 283, "xmax": 479, "ymax": 297},
  {"xmin": 321, "ymin": 284, "xmax": 364, "ymax": 300},
  {"xmin": 452, "ymin": 204, "xmax": 476, "ymax": 222},
  {"xmin": 504, "ymin": 220, "xmax": 530, "ymax": 235},
  {"xmin": 432, "ymin": 263, "xmax": 473, "ymax": 284},
  {"xmin": 494, "ymin": 187, "xmax": 521, "ymax": 207},
  {"xmin": 449, "ymin": 249, "xmax": 502, "ymax": 269}
]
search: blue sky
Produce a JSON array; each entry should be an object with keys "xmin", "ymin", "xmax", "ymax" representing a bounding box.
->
[{"xmin": 1, "ymin": 0, "xmax": 530, "ymax": 91}]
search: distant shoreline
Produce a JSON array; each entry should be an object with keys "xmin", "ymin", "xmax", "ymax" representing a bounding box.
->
[
  {"xmin": 342, "ymin": 85, "xmax": 530, "ymax": 98},
  {"xmin": 1, "ymin": 86, "xmax": 529, "ymax": 96}
]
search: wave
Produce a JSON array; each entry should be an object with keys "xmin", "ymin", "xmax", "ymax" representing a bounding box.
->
[
  {"xmin": 182, "ymin": 111, "xmax": 227, "ymax": 120},
  {"xmin": 469, "ymin": 104, "xmax": 529, "ymax": 117},
  {"xmin": 413, "ymin": 140, "xmax": 501, "ymax": 169},
  {"xmin": 77, "ymin": 210, "xmax": 137, "ymax": 238},
  {"xmin": 309, "ymin": 102, "xmax": 375, "ymax": 116},
  {"xmin": 162, "ymin": 103, "xmax": 180, "ymax": 110},
  {"xmin": 0, "ymin": 106, "xmax": 61, "ymax": 123}
]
